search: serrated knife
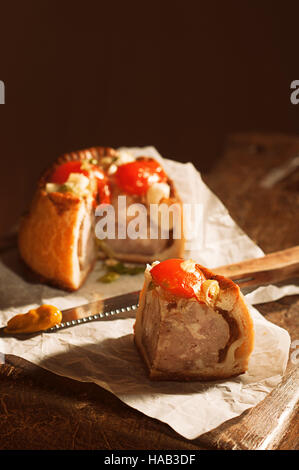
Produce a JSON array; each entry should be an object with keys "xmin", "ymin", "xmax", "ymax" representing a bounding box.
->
[
  {"xmin": 46, "ymin": 290, "xmax": 141, "ymax": 332},
  {"xmin": 47, "ymin": 245, "xmax": 299, "ymax": 333}
]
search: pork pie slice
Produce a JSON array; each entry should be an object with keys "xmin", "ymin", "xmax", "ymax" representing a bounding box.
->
[{"xmin": 134, "ymin": 259, "xmax": 254, "ymax": 381}]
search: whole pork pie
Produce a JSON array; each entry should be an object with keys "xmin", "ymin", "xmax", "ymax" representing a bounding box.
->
[{"xmin": 18, "ymin": 147, "xmax": 184, "ymax": 290}]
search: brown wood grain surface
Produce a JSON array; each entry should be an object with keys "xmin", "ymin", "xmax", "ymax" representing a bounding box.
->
[{"xmin": 0, "ymin": 132, "xmax": 299, "ymax": 450}]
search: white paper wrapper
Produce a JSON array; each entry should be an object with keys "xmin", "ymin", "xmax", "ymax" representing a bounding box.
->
[{"xmin": 0, "ymin": 147, "xmax": 295, "ymax": 440}]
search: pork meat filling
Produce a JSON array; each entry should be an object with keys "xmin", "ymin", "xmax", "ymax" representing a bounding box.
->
[{"xmin": 141, "ymin": 289, "xmax": 239, "ymax": 373}]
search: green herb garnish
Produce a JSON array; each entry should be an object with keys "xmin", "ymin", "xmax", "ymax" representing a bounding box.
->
[
  {"xmin": 108, "ymin": 262, "xmax": 145, "ymax": 276},
  {"xmin": 98, "ymin": 271, "xmax": 121, "ymax": 283},
  {"xmin": 97, "ymin": 261, "xmax": 145, "ymax": 283},
  {"xmin": 59, "ymin": 184, "xmax": 69, "ymax": 193}
]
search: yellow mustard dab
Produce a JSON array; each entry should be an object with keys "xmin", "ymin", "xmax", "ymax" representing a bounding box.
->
[{"xmin": 4, "ymin": 305, "xmax": 62, "ymax": 334}]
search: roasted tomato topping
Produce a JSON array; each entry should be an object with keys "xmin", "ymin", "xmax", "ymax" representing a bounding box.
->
[
  {"xmin": 115, "ymin": 158, "xmax": 167, "ymax": 195},
  {"xmin": 150, "ymin": 259, "xmax": 206, "ymax": 299},
  {"xmin": 50, "ymin": 160, "xmax": 110, "ymax": 204},
  {"xmin": 50, "ymin": 161, "xmax": 89, "ymax": 183}
]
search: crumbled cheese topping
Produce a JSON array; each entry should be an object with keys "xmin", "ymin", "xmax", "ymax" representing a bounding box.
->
[
  {"xmin": 104, "ymin": 150, "xmax": 136, "ymax": 175},
  {"xmin": 181, "ymin": 260, "xmax": 220, "ymax": 305},
  {"xmin": 145, "ymin": 261, "xmax": 160, "ymax": 282},
  {"xmin": 117, "ymin": 150, "xmax": 135, "ymax": 165},
  {"xmin": 180, "ymin": 259, "xmax": 196, "ymax": 273},
  {"xmin": 146, "ymin": 182, "xmax": 170, "ymax": 205},
  {"xmin": 107, "ymin": 164, "xmax": 118, "ymax": 175},
  {"xmin": 45, "ymin": 183, "xmax": 60, "ymax": 193},
  {"xmin": 66, "ymin": 173, "xmax": 91, "ymax": 196},
  {"xmin": 45, "ymin": 172, "xmax": 93, "ymax": 197},
  {"xmin": 201, "ymin": 279, "xmax": 220, "ymax": 305},
  {"xmin": 67, "ymin": 172, "xmax": 89, "ymax": 187},
  {"xmin": 149, "ymin": 261, "xmax": 160, "ymax": 270}
]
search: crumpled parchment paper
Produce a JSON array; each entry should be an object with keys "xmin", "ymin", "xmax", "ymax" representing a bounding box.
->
[{"xmin": 0, "ymin": 147, "xmax": 297, "ymax": 440}]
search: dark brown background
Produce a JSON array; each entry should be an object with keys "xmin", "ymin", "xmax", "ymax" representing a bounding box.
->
[{"xmin": 0, "ymin": 1, "xmax": 298, "ymax": 236}]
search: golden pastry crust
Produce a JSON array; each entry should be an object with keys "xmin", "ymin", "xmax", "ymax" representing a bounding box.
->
[
  {"xmin": 134, "ymin": 262, "xmax": 254, "ymax": 381},
  {"xmin": 18, "ymin": 190, "xmax": 96, "ymax": 290}
]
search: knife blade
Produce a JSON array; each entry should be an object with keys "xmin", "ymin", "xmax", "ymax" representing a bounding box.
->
[{"xmin": 46, "ymin": 290, "xmax": 140, "ymax": 332}]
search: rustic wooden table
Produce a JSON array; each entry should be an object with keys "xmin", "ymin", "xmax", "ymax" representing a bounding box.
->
[{"xmin": 0, "ymin": 133, "xmax": 298, "ymax": 450}]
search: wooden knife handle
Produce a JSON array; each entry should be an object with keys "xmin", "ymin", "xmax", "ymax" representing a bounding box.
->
[{"xmin": 214, "ymin": 246, "xmax": 299, "ymax": 287}]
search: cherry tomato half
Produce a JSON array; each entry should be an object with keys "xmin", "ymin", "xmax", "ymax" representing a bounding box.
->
[
  {"xmin": 150, "ymin": 259, "xmax": 206, "ymax": 299},
  {"xmin": 115, "ymin": 159, "xmax": 167, "ymax": 195},
  {"xmin": 50, "ymin": 160, "xmax": 111, "ymax": 204},
  {"xmin": 50, "ymin": 161, "xmax": 89, "ymax": 184}
]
